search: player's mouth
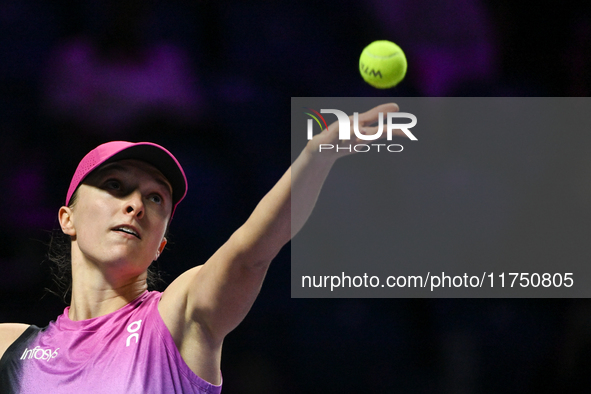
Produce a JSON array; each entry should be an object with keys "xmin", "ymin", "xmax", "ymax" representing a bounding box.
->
[{"xmin": 112, "ymin": 225, "xmax": 141, "ymax": 239}]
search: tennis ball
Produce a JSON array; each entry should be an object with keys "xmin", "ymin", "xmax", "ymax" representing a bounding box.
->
[{"xmin": 359, "ymin": 40, "xmax": 407, "ymax": 89}]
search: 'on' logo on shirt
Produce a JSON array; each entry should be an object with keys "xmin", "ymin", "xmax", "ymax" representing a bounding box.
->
[{"xmin": 126, "ymin": 320, "xmax": 142, "ymax": 347}]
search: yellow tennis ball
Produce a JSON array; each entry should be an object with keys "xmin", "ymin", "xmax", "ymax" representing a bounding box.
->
[{"xmin": 359, "ymin": 40, "xmax": 407, "ymax": 89}]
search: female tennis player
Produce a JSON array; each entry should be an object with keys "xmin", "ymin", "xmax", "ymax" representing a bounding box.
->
[{"xmin": 0, "ymin": 103, "xmax": 400, "ymax": 393}]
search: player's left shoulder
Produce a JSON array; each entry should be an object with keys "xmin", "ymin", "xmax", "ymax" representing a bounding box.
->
[{"xmin": 157, "ymin": 266, "xmax": 222, "ymax": 385}]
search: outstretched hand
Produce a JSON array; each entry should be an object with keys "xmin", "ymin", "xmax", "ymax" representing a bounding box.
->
[{"xmin": 305, "ymin": 103, "xmax": 404, "ymax": 160}]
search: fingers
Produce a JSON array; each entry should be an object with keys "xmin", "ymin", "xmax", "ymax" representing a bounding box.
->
[
  {"xmin": 356, "ymin": 103, "xmax": 399, "ymax": 125},
  {"xmin": 321, "ymin": 102, "xmax": 401, "ymax": 145}
]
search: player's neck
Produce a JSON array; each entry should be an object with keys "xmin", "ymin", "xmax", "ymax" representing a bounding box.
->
[
  {"xmin": 67, "ymin": 241, "xmax": 149, "ymax": 320},
  {"xmin": 69, "ymin": 261, "xmax": 148, "ymax": 321},
  {"xmin": 69, "ymin": 281, "xmax": 147, "ymax": 321}
]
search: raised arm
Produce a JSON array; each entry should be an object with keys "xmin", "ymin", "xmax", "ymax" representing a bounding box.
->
[
  {"xmin": 158, "ymin": 103, "xmax": 400, "ymax": 381},
  {"xmin": 244, "ymin": 102, "xmax": 402, "ymax": 254}
]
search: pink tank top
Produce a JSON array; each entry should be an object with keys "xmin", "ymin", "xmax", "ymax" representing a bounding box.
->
[{"xmin": 0, "ymin": 291, "xmax": 222, "ymax": 394}]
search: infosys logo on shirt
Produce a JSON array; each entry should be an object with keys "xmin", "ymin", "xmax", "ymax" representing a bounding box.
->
[{"xmin": 20, "ymin": 346, "xmax": 59, "ymax": 361}]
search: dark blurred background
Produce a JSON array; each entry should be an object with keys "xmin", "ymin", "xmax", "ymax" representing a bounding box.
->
[{"xmin": 2, "ymin": 0, "xmax": 591, "ymax": 392}]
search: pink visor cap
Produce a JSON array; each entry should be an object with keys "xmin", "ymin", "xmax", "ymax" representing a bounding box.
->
[{"xmin": 66, "ymin": 141, "xmax": 188, "ymax": 217}]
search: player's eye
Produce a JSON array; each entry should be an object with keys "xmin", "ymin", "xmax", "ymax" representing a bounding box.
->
[
  {"xmin": 149, "ymin": 194, "xmax": 163, "ymax": 204},
  {"xmin": 105, "ymin": 179, "xmax": 121, "ymax": 190}
]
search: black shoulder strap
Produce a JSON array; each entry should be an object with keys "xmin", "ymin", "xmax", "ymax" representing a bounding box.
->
[{"xmin": 0, "ymin": 325, "xmax": 43, "ymax": 394}]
